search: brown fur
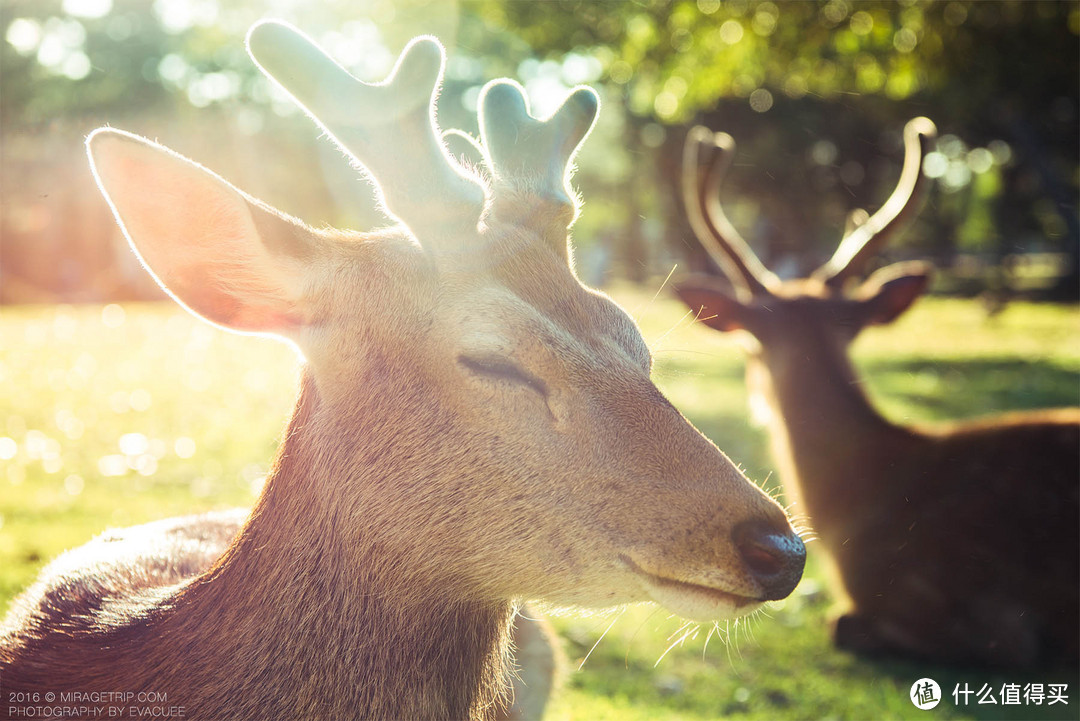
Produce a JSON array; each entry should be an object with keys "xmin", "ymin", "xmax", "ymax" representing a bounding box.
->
[
  {"xmin": 1, "ymin": 27, "xmax": 803, "ymax": 721},
  {"xmin": 743, "ymin": 299, "xmax": 1079, "ymax": 667},
  {"xmin": 676, "ymin": 124, "xmax": 1080, "ymax": 668}
]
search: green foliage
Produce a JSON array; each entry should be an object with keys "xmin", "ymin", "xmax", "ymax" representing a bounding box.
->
[
  {"xmin": 492, "ymin": 1, "xmax": 1078, "ymax": 127},
  {"xmin": 483, "ymin": 0, "xmax": 1079, "ymax": 292},
  {"xmin": 2, "ymin": 292, "xmax": 1077, "ymax": 719},
  {"xmin": 2, "ymin": 1, "xmax": 1077, "ymax": 300}
]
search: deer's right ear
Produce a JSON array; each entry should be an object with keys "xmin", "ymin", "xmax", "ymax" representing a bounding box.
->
[
  {"xmin": 87, "ymin": 128, "xmax": 313, "ymax": 337},
  {"xmin": 674, "ymin": 281, "xmax": 751, "ymax": 332},
  {"xmin": 855, "ymin": 261, "xmax": 932, "ymax": 326}
]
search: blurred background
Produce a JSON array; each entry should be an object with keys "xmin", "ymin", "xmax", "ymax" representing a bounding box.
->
[{"xmin": 2, "ymin": 0, "xmax": 1078, "ymax": 305}]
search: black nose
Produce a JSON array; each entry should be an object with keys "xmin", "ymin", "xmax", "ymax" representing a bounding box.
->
[{"xmin": 732, "ymin": 519, "xmax": 806, "ymax": 600}]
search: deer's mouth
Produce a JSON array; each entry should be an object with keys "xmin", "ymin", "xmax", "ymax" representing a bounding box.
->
[{"xmin": 619, "ymin": 554, "xmax": 762, "ymax": 621}]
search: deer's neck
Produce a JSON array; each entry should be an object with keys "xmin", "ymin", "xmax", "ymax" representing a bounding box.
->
[
  {"xmin": 758, "ymin": 340, "xmax": 914, "ymax": 522},
  {"xmin": 170, "ymin": 373, "xmax": 512, "ymax": 721}
]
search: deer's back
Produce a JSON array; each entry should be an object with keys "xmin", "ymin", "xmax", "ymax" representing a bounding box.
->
[
  {"xmin": 920, "ymin": 408, "xmax": 1080, "ymax": 537},
  {"xmin": 834, "ymin": 408, "xmax": 1079, "ymax": 665},
  {"xmin": 853, "ymin": 408, "xmax": 1079, "ymax": 578},
  {"xmin": 0, "ymin": 510, "xmax": 245, "ymax": 684},
  {"xmin": 827, "ymin": 408, "xmax": 1079, "ymax": 547}
]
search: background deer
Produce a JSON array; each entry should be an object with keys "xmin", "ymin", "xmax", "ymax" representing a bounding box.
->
[
  {"xmin": 0, "ymin": 21, "xmax": 806, "ymax": 721},
  {"xmin": 675, "ymin": 119, "xmax": 1079, "ymax": 668}
]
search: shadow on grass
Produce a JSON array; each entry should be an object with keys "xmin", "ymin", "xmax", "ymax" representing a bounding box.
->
[{"xmin": 863, "ymin": 357, "xmax": 1080, "ymax": 422}]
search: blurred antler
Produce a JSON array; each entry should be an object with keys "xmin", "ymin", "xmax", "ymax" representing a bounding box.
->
[
  {"xmin": 246, "ymin": 21, "xmax": 484, "ymax": 241},
  {"xmin": 682, "ymin": 127, "xmax": 777, "ymax": 300},
  {"xmin": 813, "ymin": 117, "xmax": 937, "ymax": 287}
]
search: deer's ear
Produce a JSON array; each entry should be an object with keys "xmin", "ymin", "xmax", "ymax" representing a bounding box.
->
[
  {"xmin": 674, "ymin": 281, "xmax": 751, "ymax": 332},
  {"xmin": 87, "ymin": 128, "xmax": 313, "ymax": 336},
  {"xmin": 856, "ymin": 261, "xmax": 931, "ymax": 326}
]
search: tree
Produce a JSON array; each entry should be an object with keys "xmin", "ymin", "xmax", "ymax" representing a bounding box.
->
[
  {"xmin": 2, "ymin": 0, "xmax": 1077, "ymax": 299},
  {"xmin": 489, "ymin": 0, "xmax": 1080, "ymax": 296}
]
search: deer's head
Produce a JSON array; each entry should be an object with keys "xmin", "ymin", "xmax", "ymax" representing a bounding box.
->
[
  {"xmin": 87, "ymin": 22, "xmax": 803, "ymax": 620},
  {"xmin": 676, "ymin": 119, "xmax": 936, "ymax": 397}
]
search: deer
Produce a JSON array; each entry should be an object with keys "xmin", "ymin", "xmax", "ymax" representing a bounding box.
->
[
  {"xmin": 674, "ymin": 118, "xmax": 1080, "ymax": 669},
  {"xmin": 0, "ymin": 21, "xmax": 807, "ymax": 721}
]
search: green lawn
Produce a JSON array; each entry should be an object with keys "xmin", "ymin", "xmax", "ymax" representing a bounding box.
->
[{"xmin": 2, "ymin": 290, "xmax": 1078, "ymax": 720}]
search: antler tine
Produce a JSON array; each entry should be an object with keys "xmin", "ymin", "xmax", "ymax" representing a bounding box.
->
[
  {"xmin": 814, "ymin": 117, "xmax": 938, "ymax": 287},
  {"xmin": 478, "ymin": 80, "xmax": 599, "ymax": 245},
  {"xmin": 246, "ymin": 21, "xmax": 484, "ymax": 241},
  {"xmin": 682, "ymin": 127, "xmax": 776, "ymax": 299},
  {"xmin": 845, "ymin": 208, "xmax": 870, "ymax": 237},
  {"xmin": 442, "ymin": 130, "xmax": 486, "ymax": 176}
]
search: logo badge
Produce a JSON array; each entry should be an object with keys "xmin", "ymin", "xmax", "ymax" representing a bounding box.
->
[{"xmin": 911, "ymin": 678, "xmax": 941, "ymax": 710}]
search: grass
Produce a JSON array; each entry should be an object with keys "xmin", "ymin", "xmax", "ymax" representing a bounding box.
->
[{"xmin": 2, "ymin": 289, "xmax": 1078, "ymax": 720}]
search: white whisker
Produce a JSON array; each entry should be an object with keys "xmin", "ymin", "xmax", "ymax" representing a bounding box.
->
[
  {"xmin": 654, "ymin": 623, "xmax": 699, "ymax": 667},
  {"xmin": 649, "ymin": 307, "xmax": 698, "ymax": 353},
  {"xmin": 630, "ymin": 263, "xmax": 678, "ymax": 320},
  {"xmin": 625, "ymin": 606, "xmax": 662, "ymax": 670},
  {"xmin": 577, "ymin": 610, "xmax": 623, "ymax": 671}
]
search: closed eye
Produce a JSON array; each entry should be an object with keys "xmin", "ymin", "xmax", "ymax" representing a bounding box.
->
[{"xmin": 458, "ymin": 355, "xmax": 548, "ymax": 397}]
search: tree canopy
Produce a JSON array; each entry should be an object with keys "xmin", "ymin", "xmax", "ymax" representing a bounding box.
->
[{"xmin": 2, "ymin": 0, "xmax": 1077, "ymax": 300}]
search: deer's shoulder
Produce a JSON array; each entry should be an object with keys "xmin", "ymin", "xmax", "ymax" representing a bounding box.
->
[{"xmin": 2, "ymin": 510, "xmax": 246, "ymax": 643}]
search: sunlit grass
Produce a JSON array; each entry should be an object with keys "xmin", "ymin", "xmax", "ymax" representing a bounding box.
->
[
  {"xmin": 0, "ymin": 302, "xmax": 299, "ymax": 602},
  {"xmin": 2, "ymin": 291, "xmax": 1078, "ymax": 720}
]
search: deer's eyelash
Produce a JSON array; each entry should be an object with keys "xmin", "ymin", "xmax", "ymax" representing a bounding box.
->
[{"xmin": 458, "ymin": 355, "xmax": 548, "ymax": 397}]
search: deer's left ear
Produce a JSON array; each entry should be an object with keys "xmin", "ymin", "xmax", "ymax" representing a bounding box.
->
[
  {"xmin": 88, "ymin": 128, "xmax": 316, "ymax": 337},
  {"xmin": 855, "ymin": 261, "xmax": 932, "ymax": 326},
  {"xmin": 674, "ymin": 279, "xmax": 753, "ymax": 333}
]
